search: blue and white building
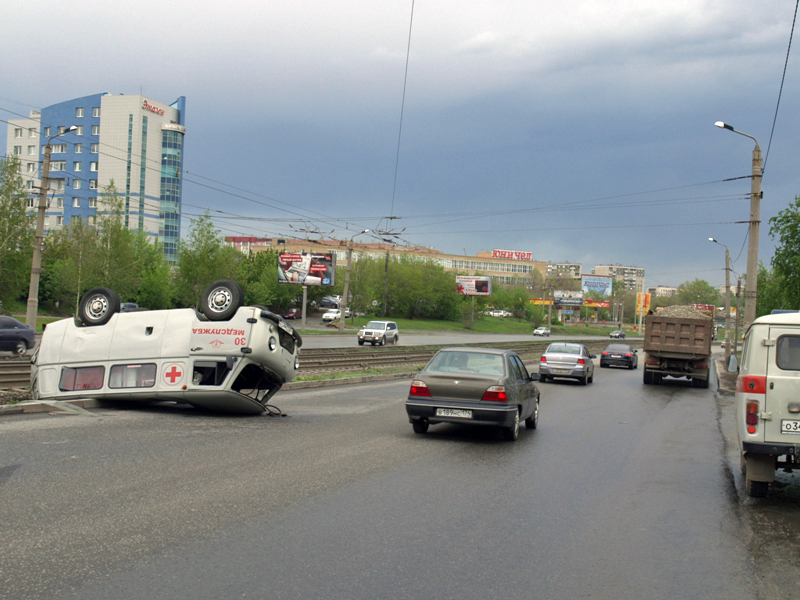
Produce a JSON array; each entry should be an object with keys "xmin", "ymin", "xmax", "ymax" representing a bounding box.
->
[{"xmin": 6, "ymin": 93, "xmax": 186, "ymax": 261}]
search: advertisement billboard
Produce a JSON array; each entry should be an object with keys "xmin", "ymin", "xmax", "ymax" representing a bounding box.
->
[
  {"xmin": 554, "ymin": 289, "xmax": 584, "ymax": 306},
  {"xmin": 581, "ymin": 275, "xmax": 614, "ymax": 297},
  {"xmin": 456, "ymin": 276, "xmax": 492, "ymax": 296},
  {"xmin": 636, "ymin": 292, "xmax": 653, "ymax": 316},
  {"xmin": 278, "ymin": 252, "xmax": 336, "ymax": 286}
]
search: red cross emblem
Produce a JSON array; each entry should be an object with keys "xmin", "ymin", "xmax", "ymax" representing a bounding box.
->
[{"xmin": 163, "ymin": 364, "xmax": 183, "ymax": 385}]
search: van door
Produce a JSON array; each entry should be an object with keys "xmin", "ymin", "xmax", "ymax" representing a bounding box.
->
[{"xmin": 764, "ymin": 328, "xmax": 800, "ymax": 442}]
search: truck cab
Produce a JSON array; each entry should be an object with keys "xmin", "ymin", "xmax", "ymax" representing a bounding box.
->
[{"xmin": 736, "ymin": 311, "xmax": 800, "ymax": 496}]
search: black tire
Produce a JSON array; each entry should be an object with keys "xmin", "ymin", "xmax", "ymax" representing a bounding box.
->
[
  {"xmin": 79, "ymin": 287, "xmax": 120, "ymax": 326},
  {"xmin": 588, "ymin": 372, "xmax": 594, "ymax": 384},
  {"xmin": 412, "ymin": 420, "xmax": 429, "ymax": 434},
  {"xmin": 380, "ymin": 337, "xmax": 385, "ymax": 346},
  {"xmin": 600, "ymin": 363, "xmax": 606, "ymax": 368},
  {"xmin": 643, "ymin": 370, "xmax": 652, "ymax": 385},
  {"xmin": 653, "ymin": 373, "xmax": 663, "ymax": 385},
  {"xmin": 628, "ymin": 363, "xmax": 634, "ymax": 370},
  {"xmin": 358, "ymin": 340, "xmax": 364, "ymax": 346},
  {"xmin": 200, "ymin": 280, "xmax": 243, "ymax": 321},
  {"xmin": 14, "ymin": 341, "xmax": 27, "ymax": 356},
  {"xmin": 540, "ymin": 375, "xmax": 548, "ymax": 383},
  {"xmin": 581, "ymin": 375, "xmax": 588, "ymax": 386},
  {"xmin": 525, "ymin": 399, "xmax": 539, "ymax": 430},
  {"xmin": 746, "ymin": 476, "xmax": 769, "ymax": 498},
  {"xmin": 502, "ymin": 410, "xmax": 520, "ymax": 441}
]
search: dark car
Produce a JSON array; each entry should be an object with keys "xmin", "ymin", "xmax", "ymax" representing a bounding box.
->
[
  {"xmin": 319, "ymin": 297, "xmax": 339, "ymax": 308},
  {"xmin": 406, "ymin": 347, "xmax": 540, "ymax": 441},
  {"xmin": 283, "ymin": 308, "xmax": 302, "ymax": 320},
  {"xmin": 610, "ymin": 330, "xmax": 626, "ymax": 339},
  {"xmin": 0, "ymin": 316, "xmax": 35, "ymax": 356},
  {"xmin": 600, "ymin": 343, "xmax": 638, "ymax": 369},
  {"xmin": 538, "ymin": 342, "xmax": 595, "ymax": 385}
]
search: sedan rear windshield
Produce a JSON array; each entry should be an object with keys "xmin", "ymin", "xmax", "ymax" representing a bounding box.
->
[
  {"xmin": 606, "ymin": 344, "xmax": 631, "ymax": 352},
  {"xmin": 546, "ymin": 344, "xmax": 580, "ymax": 354},
  {"xmin": 426, "ymin": 351, "xmax": 505, "ymax": 376}
]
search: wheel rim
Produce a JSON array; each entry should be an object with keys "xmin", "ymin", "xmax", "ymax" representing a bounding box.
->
[
  {"xmin": 207, "ymin": 287, "xmax": 233, "ymax": 314},
  {"xmin": 86, "ymin": 295, "xmax": 109, "ymax": 321},
  {"xmin": 15, "ymin": 342, "xmax": 26, "ymax": 355},
  {"xmin": 513, "ymin": 411, "xmax": 519, "ymax": 437}
]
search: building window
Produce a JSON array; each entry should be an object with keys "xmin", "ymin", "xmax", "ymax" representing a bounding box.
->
[
  {"xmin": 91, "ymin": 125, "xmax": 100, "ymax": 135},
  {"xmin": 90, "ymin": 162, "xmax": 98, "ymax": 172},
  {"xmin": 89, "ymin": 180, "xmax": 97, "ymax": 190},
  {"xmin": 70, "ymin": 215, "xmax": 80, "ymax": 225},
  {"xmin": 49, "ymin": 161, "xmax": 65, "ymax": 171},
  {"xmin": 13, "ymin": 146, "xmax": 21, "ymax": 155},
  {"xmin": 88, "ymin": 215, "xmax": 97, "ymax": 226},
  {"xmin": 75, "ymin": 144, "xmax": 82, "ymax": 154},
  {"xmin": 51, "ymin": 144, "xmax": 66, "ymax": 154},
  {"xmin": 27, "ymin": 198, "xmax": 35, "ymax": 207},
  {"xmin": 55, "ymin": 180, "xmax": 64, "ymax": 191},
  {"xmin": 76, "ymin": 125, "xmax": 83, "ymax": 136},
  {"xmin": 73, "ymin": 180, "xmax": 81, "ymax": 190},
  {"xmin": 92, "ymin": 107, "xmax": 100, "ymax": 118},
  {"xmin": 44, "ymin": 127, "xmax": 51, "ymax": 136},
  {"xmin": 27, "ymin": 163, "xmax": 36, "ymax": 173},
  {"xmin": 76, "ymin": 107, "xmax": 84, "ymax": 118},
  {"xmin": 72, "ymin": 197, "xmax": 80, "ymax": 208},
  {"xmin": 58, "ymin": 126, "xmax": 65, "ymax": 135},
  {"xmin": 56, "ymin": 216, "xmax": 63, "ymax": 226},
  {"xmin": 91, "ymin": 143, "xmax": 99, "ymax": 153},
  {"xmin": 56, "ymin": 197, "xmax": 63, "ymax": 208},
  {"xmin": 28, "ymin": 146, "xmax": 36, "ymax": 156},
  {"xmin": 29, "ymin": 128, "xmax": 37, "ymax": 138},
  {"xmin": 88, "ymin": 197, "xmax": 97, "ymax": 208},
  {"xmin": 74, "ymin": 162, "xmax": 82, "ymax": 172},
  {"xmin": 14, "ymin": 128, "xmax": 23, "ymax": 138}
]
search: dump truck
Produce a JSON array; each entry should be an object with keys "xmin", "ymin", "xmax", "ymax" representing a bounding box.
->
[{"xmin": 642, "ymin": 306, "xmax": 713, "ymax": 388}]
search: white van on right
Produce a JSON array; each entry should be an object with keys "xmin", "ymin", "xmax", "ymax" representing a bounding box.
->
[{"xmin": 736, "ymin": 311, "xmax": 800, "ymax": 496}]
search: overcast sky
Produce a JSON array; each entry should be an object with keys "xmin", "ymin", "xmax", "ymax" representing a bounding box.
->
[{"xmin": 3, "ymin": 0, "xmax": 798, "ymax": 288}]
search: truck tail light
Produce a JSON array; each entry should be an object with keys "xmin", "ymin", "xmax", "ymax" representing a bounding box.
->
[
  {"xmin": 482, "ymin": 385, "xmax": 507, "ymax": 402},
  {"xmin": 745, "ymin": 400, "xmax": 759, "ymax": 433},
  {"xmin": 409, "ymin": 381, "xmax": 431, "ymax": 397}
]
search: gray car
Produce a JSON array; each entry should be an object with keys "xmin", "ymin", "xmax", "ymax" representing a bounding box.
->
[{"xmin": 539, "ymin": 342, "xmax": 595, "ymax": 385}]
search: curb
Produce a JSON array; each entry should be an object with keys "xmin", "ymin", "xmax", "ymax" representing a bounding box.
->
[
  {"xmin": 0, "ymin": 397, "xmax": 104, "ymax": 415},
  {"xmin": 714, "ymin": 357, "xmax": 737, "ymax": 395}
]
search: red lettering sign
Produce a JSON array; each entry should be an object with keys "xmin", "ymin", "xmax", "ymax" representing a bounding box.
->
[{"xmin": 142, "ymin": 100, "xmax": 165, "ymax": 116}]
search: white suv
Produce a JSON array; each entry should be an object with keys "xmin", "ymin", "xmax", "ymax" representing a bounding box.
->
[
  {"xmin": 357, "ymin": 321, "xmax": 399, "ymax": 346},
  {"xmin": 736, "ymin": 310, "xmax": 800, "ymax": 496}
]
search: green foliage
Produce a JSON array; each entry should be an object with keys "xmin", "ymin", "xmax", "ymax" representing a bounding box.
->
[
  {"xmin": 0, "ymin": 155, "xmax": 34, "ymax": 305},
  {"xmin": 756, "ymin": 262, "xmax": 785, "ymax": 316},
  {"xmin": 676, "ymin": 279, "xmax": 720, "ymax": 306},
  {"xmin": 767, "ymin": 195, "xmax": 800, "ymax": 311}
]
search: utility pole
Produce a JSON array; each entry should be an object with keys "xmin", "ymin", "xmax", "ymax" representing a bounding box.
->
[
  {"xmin": 26, "ymin": 125, "xmax": 77, "ymax": 327},
  {"xmin": 338, "ymin": 229, "xmax": 369, "ymax": 334}
]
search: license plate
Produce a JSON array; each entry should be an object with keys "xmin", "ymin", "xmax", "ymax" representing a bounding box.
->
[
  {"xmin": 611, "ymin": 354, "xmax": 622, "ymax": 358},
  {"xmin": 781, "ymin": 419, "xmax": 800, "ymax": 434},
  {"xmin": 553, "ymin": 369, "xmax": 570, "ymax": 375},
  {"xmin": 436, "ymin": 408, "xmax": 472, "ymax": 419}
]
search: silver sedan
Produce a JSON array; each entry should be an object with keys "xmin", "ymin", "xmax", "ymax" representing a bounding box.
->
[{"xmin": 538, "ymin": 342, "xmax": 595, "ymax": 385}]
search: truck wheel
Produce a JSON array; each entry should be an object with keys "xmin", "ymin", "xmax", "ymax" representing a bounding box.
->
[
  {"xmin": 200, "ymin": 280, "xmax": 243, "ymax": 321},
  {"xmin": 79, "ymin": 287, "xmax": 120, "ymax": 326},
  {"xmin": 643, "ymin": 370, "xmax": 652, "ymax": 385},
  {"xmin": 653, "ymin": 373, "xmax": 662, "ymax": 385}
]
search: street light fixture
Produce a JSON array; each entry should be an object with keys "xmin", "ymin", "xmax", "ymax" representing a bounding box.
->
[
  {"xmin": 714, "ymin": 121, "xmax": 762, "ymax": 329},
  {"xmin": 338, "ymin": 229, "xmax": 369, "ymax": 334},
  {"xmin": 26, "ymin": 125, "xmax": 78, "ymax": 327},
  {"xmin": 709, "ymin": 237, "xmax": 732, "ymax": 362}
]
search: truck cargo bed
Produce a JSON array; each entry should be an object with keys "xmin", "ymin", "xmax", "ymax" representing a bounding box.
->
[{"xmin": 644, "ymin": 315, "xmax": 712, "ymax": 358}]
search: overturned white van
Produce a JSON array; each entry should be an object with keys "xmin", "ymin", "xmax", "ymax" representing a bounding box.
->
[{"xmin": 30, "ymin": 281, "xmax": 302, "ymax": 415}]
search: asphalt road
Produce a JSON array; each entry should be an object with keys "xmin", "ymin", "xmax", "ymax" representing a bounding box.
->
[{"xmin": 2, "ymin": 359, "xmax": 799, "ymax": 599}]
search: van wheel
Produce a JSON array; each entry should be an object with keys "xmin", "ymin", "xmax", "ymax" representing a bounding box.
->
[
  {"xmin": 79, "ymin": 287, "xmax": 120, "ymax": 326},
  {"xmin": 746, "ymin": 476, "xmax": 769, "ymax": 498},
  {"xmin": 200, "ymin": 280, "xmax": 243, "ymax": 321}
]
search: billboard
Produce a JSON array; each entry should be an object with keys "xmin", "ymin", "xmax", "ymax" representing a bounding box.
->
[
  {"xmin": 456, "ymin": 276, "xmax": 492, "ymax": 296},
  {"xmin": 278, "ymin": 252, "xmax": 336, "ymax": 286},
  {"xmin": 636, "ymin": 292, "xmax": 652, "ymax": 316},
  {"xmin": 581, "ymin": 275, "xmax": 614, "ymax": 297},
  {"xmin": 554, "ymin": 289, "xmax": 584, "ymax": 306}
]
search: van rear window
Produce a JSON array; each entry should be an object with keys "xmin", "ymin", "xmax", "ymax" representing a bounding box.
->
[
  {"xmin": 59, "ymin": 366, "xmax": 105, "ymax": 391},
  {"xmin": 776, "ymin": 336, "xmax": 800, "ymax": 371}
]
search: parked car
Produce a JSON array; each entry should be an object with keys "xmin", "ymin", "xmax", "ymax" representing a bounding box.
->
[
  {"xmin": 319, "ymin": 297, "xmax": 339, "ymax": 308},
  {"xmin": 283, "ymin": 308, "xmax": 302, "ymax": 320},
  {"xmin": 0, "ymin": 316, "xmax": 35, "ymax": 356},
  {"xmin": 357, "ymin": 321, "xmax": 399, "ymax": 346},
  {"xmin": 539, "ymin": 342, "xmax": 595, "ymax": 385},
  {"xmin": 600, "ymin": 343, "xmax": 638, "ymax": 369},
  {"xmin": 321, "ymin": 308, "xmax": 350, "ymax": 322},
  {"xmin": 533, "ymin": 327, "xmax": 550, "ymax": 337},
  {"xmin": 405, "ymin": 347, "xmax": 540, "ymax": 441},
  {"xmin": 610, "ymin": 330, "xmax": 626, "ymax": 339}
]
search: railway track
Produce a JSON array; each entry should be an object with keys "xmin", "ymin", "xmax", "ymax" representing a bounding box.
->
[{"xmin": 0, "ymin": 339, "xmax": 641, "ymax": 390}]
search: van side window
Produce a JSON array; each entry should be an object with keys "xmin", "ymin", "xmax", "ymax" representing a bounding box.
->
[
  {"xmin": 776, "ymin": 336, "xmax": 800, "ymax": 371},
  {"xmin": 192, "ymin": 361, "xmax": 232, "ymax": 386},
  {"xmin": 109, "ymin": 364, "xmax": 157, "ymax": 388},
  {"xmin": 59, "ymin": 366, "xmax": 105, "ymax": 391}
]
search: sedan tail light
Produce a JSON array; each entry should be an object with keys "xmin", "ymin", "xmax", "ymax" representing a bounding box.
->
[
  {"xmin": 540, "ymin": 356, "xmax": 547, "ymax": 363},
  {"xmin": 577, "ymin": 358, "xmax": 585, "ymax": 365},
  {"xmin": 482, "ymin": 385, "xmax": 507, "ymax": 402},
  {"xmin": 625, "ymin": 353, "xmax": 632, "ymax": 358},
  {"xmin": 602, "ymin": 352, "xmax": 609, "ymax": 355},
  {"xmin": 409, "ymin": 380, "xmax": 431, "ymax": 397}
]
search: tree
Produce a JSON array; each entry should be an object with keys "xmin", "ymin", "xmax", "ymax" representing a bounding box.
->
[
  {"xmin": 767, "ymin": 195, "xmax": 800, "ymax": 311},
  {"xmin": 0, "ymin": 155, "xmax": 33, "ymax": 307},
  {"xmin": 676, "ymin": 279, "xmax": 720, "ymax": 306},
  {"xmin": 756, "ymin": 262, "xmax": 784, "ymax": 316}
]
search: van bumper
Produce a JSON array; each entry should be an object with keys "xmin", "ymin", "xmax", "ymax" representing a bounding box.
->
[{"xmin": 743, "ymin": 441, "xmax": 800, "ymax": 458}]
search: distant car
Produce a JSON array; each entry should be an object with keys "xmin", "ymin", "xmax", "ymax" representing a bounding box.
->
[
  {"xmin": 600, "ymin": 343, "xmax": 638, "ymax": 369},
  {"xmin": 405, "ymin": 347, "xmax": 540, "ymax": 441},
  {"xmin": 533, "ymin": 327, "xmax": 550, "ymax": 337},
  {"xmin": 319, "ymin": 297, "xmax": 339, "ymax": 308},
  {"xmin": 610, "ymin": 330, "xmax": 626, "ymax": 339},
  {"xmin": 321, "ymin": 308, "xmax": 350, "ymax": 322},
  {"xmin": 539, "ymin": 342, "xmax": 595, "ymax": 385},
  {"xmin": 0, "ymin": 316, "xmax": 35, "ymax": 356},
  {"xmin": 357, "ymin": 320, "xmax": 399, "ymax": 346},
  {"xmin": 283, "ymin": 308, "xmax": 302, "ymax": 320}
]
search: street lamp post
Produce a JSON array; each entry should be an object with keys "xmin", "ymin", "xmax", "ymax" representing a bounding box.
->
[
  {"xmin": 26, "ymin": 125, "xmax": 78, "ymax": 327},
  {"xmin": 715, "ymin": 121, "xmax": 762, "ymax": 328},
  {"xmin": 709, "ymin": 237, "xmax": 732, "ymax": 362},
  {"xmin": 338, "ymin": 229, "xmax": 369, "ymax": 334}
]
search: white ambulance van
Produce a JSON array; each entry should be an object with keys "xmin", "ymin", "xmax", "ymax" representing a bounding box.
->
[
  {"xmin": 30, "ymin": 280, "xmax": 302, "ymax": 415},
  {"xmin": 736, "ymin": 310, "xmax": 800, "ymax": 496}
]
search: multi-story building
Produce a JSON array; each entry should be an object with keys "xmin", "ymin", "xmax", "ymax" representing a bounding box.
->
[
  {"xmin": 592, "ymin": 264, "xmax": 645, "ymax": 291},
  {"xmin": 546, "ymin": 262, "xmax": 582, "ymax": 279},
  {"xmin": 6, "ymin": 93, "xmax": 186, "ymax": 261},
  {"xmin": 647, "ymin": 285, "xmax": 678, "ymax": 297}
]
